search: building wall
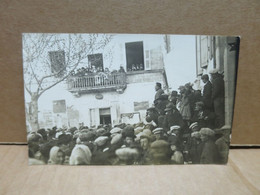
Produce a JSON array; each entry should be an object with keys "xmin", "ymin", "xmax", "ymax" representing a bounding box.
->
[
  {"xmin": 195, "ymin": 35, "xmax": 238, "ymax": 126},
  {"xmin": 34, "ymin": 34, "xmax": 168, "ymax": 129}
]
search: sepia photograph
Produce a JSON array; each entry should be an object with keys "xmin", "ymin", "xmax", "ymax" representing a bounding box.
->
[{"xmin": 22, "ymin": 33, "xmax": 240, "ymax": 165}]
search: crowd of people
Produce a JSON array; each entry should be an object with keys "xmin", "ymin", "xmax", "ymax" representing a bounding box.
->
[
  {"xmin": 28, "ymin": 68, "xmax": 230, "ymax": 165},
  {"xmin": 71, "ymin": 66, "xmax": 126, "ymax": 77}
]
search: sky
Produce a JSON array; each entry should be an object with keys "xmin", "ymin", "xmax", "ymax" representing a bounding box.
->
[{"xmin": 165, "ymin": 35, "xmax": 197, "ymax": 91}]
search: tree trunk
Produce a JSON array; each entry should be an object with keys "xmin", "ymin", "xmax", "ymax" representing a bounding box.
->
[{"xmin": 28, "ymin": 93, "xmax": 39, "ymax": 132}]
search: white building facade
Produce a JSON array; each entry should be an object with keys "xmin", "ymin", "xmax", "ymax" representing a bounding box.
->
[{"xmin": 34, "ymin": 34, "xmax": 170, "ymax": 129}]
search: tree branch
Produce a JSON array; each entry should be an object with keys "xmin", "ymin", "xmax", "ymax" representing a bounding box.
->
[
  {"xmin": 24, "ymin": 84, "xmax": 32, "ymax": 96},
  {"xmin": 38, "ymin": 58, "xmax": 82, "ymax": 97}
]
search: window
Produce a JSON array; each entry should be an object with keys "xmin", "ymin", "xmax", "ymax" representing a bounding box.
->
[
  {"xmin": 125, "ymin": 41, "xmax": 144, "ymax": 72},
  {"xmin": 88, "ymin": 53, "xmax": 104, "ymax": 72},
  {"xmin": 200, "ymin": 36, "xmax": 209, "ymax": 68},
  {"xmin": 49, "ymin": 50, "xmax": 66, "ymax": 77},
  {"xmin": 53, "ymin": 100, "xmax": 66, "ymax": 113}
]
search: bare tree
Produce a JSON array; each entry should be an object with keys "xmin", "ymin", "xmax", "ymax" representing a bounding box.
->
[{"xmin": 23, "ymin": 33, "xmax": 113, "ymax": 131}]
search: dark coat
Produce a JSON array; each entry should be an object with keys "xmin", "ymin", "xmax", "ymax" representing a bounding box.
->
[
  {"xmin": 191, "ymin": 110, "xmax": 215, "ymax": 129},
  {"xmin": 200, "ymin": 139, "xmax": 219, "ymax": 164},
  {"xmin": 211, "ymin": 75, "xmax": 225, "ymax": 128},
  {"xmin": 154, "ymin": 89, "xmax": 164, "ymax": 102},
  {"xmin": 163, "ymin": 109, "xmax": 185, "ymax": 131},
  {"xmin": 203, "ymin": 81, "xmax": 213, "ymax": 109},
  {"xmin": 212, "ymin": 75, "xmax": 224, "ymax": 100}
]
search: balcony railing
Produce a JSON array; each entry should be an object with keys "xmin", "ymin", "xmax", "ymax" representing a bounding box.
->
[{"xmin": 67, "ymin": 72, "xmax": 127, "ymax": 94}]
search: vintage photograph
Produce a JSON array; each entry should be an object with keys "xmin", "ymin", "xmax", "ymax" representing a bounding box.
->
[{"xmin": 22, "ymin": 33, "xmax": 240, "ymax": 165}]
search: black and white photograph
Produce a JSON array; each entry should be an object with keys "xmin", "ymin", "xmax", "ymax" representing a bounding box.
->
[{"xmin": 22, "ymin": 33, "xmax": 240, "ymax": 165}]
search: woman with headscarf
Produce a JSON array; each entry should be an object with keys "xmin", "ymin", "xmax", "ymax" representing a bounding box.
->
[
  {"xmin": 48, "ymin": 146, "xmax": 65, "ymax": 165},
  {"xmin": 69, "ymin": 144, "xmax": 92, "ymax": 165}
]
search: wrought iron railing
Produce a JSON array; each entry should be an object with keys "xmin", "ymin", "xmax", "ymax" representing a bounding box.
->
[{"xmin": 67, "ymin": 72, "xmax": 127, "ymax": 93}]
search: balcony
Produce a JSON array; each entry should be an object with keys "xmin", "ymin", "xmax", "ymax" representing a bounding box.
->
[{"xmin": 67, "ymin": 72, "xmax": 127, "ymax": 95}]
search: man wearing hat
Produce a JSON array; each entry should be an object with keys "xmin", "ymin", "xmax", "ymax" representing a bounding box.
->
[
  {"xmin": 201, "ymin": 74, "xmax": 213, "ymax": 111},
  {"xmin": 209, "ymin": 68, "xmax": 225, "ymax": 128},
  {"xmin": 199, "ymin": 128, "xmax": 219, "ymax": 164},
  {"xmin": 215, "ymin": 125, "xmax": 231, "ymax": 164},
  {"xmin": 156, "ymin": 93, "xmax": 169, "ymax": 115},
  {"xmin": 150, "ymin": 140, "xmax": 171, "ymax": 165},
  {"xmin": 163, "ymin": 103, "xmax": 185, "ymax": 133},
  {"xmin": 154, "ymin": 82, "xmax": 164, "ymax": 102},
  {"xmin": 154, "ymin": 82, "xmax": 164, "ymax": 112},
  {"xmin": 169, "ymin": 90, "xmax": 178, "ymax": 105}
]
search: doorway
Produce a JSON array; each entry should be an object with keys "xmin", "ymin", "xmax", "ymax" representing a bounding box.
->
[{"xmin": 99, "ymin": 108, "xmax": 111, "ymax": 125}]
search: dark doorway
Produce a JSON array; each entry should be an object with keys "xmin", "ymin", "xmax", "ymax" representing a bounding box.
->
[
  {"xmin": 99, "ymin": 108, "xmax": 111, "ymax": 125},
  {"xmin": 100, "ymin": 115, "xmax": 111, "ymax": 125},
  {"xmin": 125, "ymin": 41, "xmax": 144, "ymax": 72}
]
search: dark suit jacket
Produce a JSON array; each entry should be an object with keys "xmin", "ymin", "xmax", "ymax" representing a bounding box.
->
[{"xmin": 203, "ymin": 81, "xmax": 213, "ymax": 108}]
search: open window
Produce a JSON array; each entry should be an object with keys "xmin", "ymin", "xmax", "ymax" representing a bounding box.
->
[
  {"xmin": 88, "ymin": 53, "xmax": 104, "ymax": 72},
  {"xmin": 125, "ymin": 41, "xmax": 144, "ymax": 72}
]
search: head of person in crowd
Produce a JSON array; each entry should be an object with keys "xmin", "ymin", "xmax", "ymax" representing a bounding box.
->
[
  {"xmin": 164, "ymin": 103, "xmax": 176, "ymax": 115},
  {"xmin": 168, "ymin": 125, "xmax": 181, "ymax": 136},
  {"xmin": 27, "ymin": 132, "xmax": 43, "ymax": 144},
  {"xmin": 155, "ymin": 82, "xmax": 162, "ymax": 91},
  {"xmin": 150, "ymin": 140, "xmax": 171, "ymax": 164},
  {"xmin": 178, "ymin": 85, "xmax": 185, "ymax": 94},
  {"xmin": 194, "ymin": 101, "xmax": 204, "ymax": 112},
  {"xmin": 38, "ymin": 140, "xmax": 56, "ymax": 163},
  {"xmin": 152, "ymin": 127, "xmax": 164, "ymax": 140},
  {"xmin": 168, "ymin": 135, "xmax": 180, "ymax": 152},
  {"xmin": 110, "ymin": 127, "xmax": 122, "ymax": 138},
  {"xmin": 96, "ymin": 127, "xmax": 107, "ymax": 137},
  {"xmin": 68, "ymin": 127, "xmax": 78, "ymax": 134},
  {"xmin": 215, "ymin": 125, "xmax": 231, "ymax": 142},
  {"xmin": 146, "ymin": 107, "xmax": 158, "ymax": 123},
  {"xmin": 199, "ymin": 128, "xmax": 215, "ymax": 142},
  {"xmin": 191, "ymin": 131, "xmax": 201, "ymax": 140},
  {"xmin": 115, "ymin": 147, "xmax": 140, "ymax": 165},
  {"xmin": 169, "ymin": 90, "xmax": 178, "ymax": 103},
  {"xmin": 48, "ymin": 127, "xmax": 57, "ymax": 139},
  {"xmin": 119, "ymin": 66, "xmax": 125, "ymax": 73},
  {"xmin": 201, "ymin": 74, "xmax": 210, "ymax": 84},
  {"xmin": 140, "ymin": 134, "xmax": 151, "ymax": 151},
  {"xmin": 37, "ymin": 128, "xmax": 48, "ymax": 141},
  {"xmin": 184, "ymin": 82, "xmax": 193, "ymax": 92},
  {"xmin": 48, "ymin": 146, "xmax": 65, "ymax": 165},
  {"xmin": 57, "ymin": 134, "xmax": 73, "ymax": 156},
  {"xmin": 94, "ymin": 136, "xmax": 109, "ymax": 150},
  {"xmin": 189, "ymin": 122, "xmax": 200, "ymax": 132},
  {"xmin": 110, "ymin": 133, "xmax": 123, "ymax": 145},
  {"xmin": 28, "ymin": 142, "xmax": 40, "ymax": 158},
  {"xmin": 209, "ymin": 68, "xmax": 220, "ymax": 80},
  {"xmin": 114, "ymin": 123, "xmax": 126, "ymax": 129},
  {"xmin": 69, "ymin": 144, "xmax": 92, "ymax": 165}
]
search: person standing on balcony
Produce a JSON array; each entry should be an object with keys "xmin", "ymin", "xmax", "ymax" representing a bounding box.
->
[{"xmin": 209, "ymin": 69, "xmax": 225, "ymax": 128}]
